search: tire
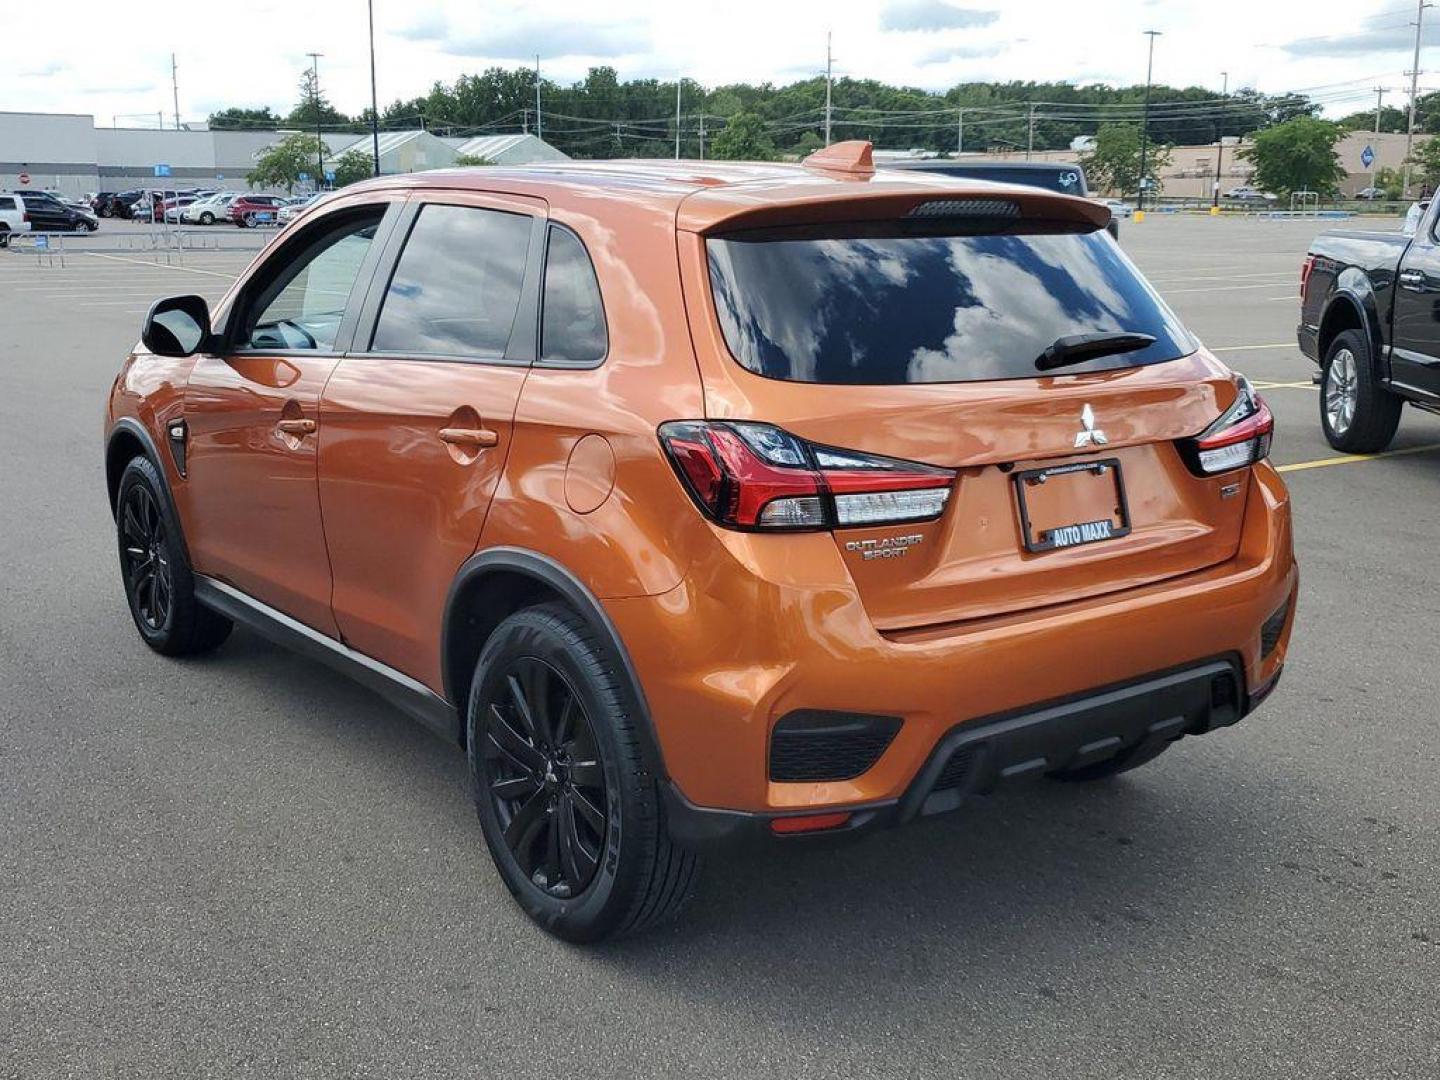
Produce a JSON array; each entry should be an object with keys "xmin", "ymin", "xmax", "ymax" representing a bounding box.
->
[
  {"xmin": 115, "ymin": 456, "xmax": 232, "ymax": 657},
  {"xmin": 467, "ymin": 603, "xmax": 699, "ymax": 943},
  {"xmin": 199, "ymin": 212, "xmax": 214, "ymax": 225},
  {"xmin": 0, "ymin": 226, "xmax": 8, "ymax": 249},
  {"xmin": 1048, "ymin": 737, "xmax": 1172, "ymax": 782},
  {"xmin": 1320, "ymin": 328, "xmax": 1402, "ymax": 453}
]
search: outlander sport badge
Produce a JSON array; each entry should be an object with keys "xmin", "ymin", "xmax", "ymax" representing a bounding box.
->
[{"xmin": 1074, "ymin": 403, "xmax": 1109, "ymax": 449}]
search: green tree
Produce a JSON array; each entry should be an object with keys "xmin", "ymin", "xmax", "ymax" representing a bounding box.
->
[
  {"xmin": 1374, "ymin": 165, "xmax": 1405, "ymax": 200},
  {"xmin": 331, "ymin": 148, "xmax": 376, "ymax": 187},
  {"xmin": 247, "ymin": 133, "xmax": 327, "ymax": 194},
  {"xmin": 452, "ymin": 154, "xmax": 493, "ymax": 166},
  {"xmin": 286, "ymin": 68, "xmax": 351, "ymax": 131},
  {"xmin": 710, "ymin": 112, "xmax": 776, "ymax": 161},
  {"xmin": 792, "ymin": 131, "xmax": 825, "ymax": 159},
  {"xmin": 1336, "ymin": 104, "xmax": 1407, "ymax": 134},
  {"xmin": 1079, "ymin": 125, "xmax": 1171, "ymax": 197},
  {"xmin": 208, "ymin": 106, "xmax": 281, "ymax": 129},
  {"xmin": 1239, "ymin": 117, "xmax": 1345, "ymax": 197},
  {"xmin": 1405, "ymin": 137, "xmax": 1440, "ymax": 190}
]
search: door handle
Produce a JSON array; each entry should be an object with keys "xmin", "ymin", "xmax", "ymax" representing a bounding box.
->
[
  {"xmin": 438, "ymin": 426, "xmax": 499, "ymax": 448},
  {"xmin": 1399, "ymin": 269, "xmax": 1426, "ymax": 290},
  {"xmin": 276, "ymin": 418, "xmax": 316, "ymax": 435}
]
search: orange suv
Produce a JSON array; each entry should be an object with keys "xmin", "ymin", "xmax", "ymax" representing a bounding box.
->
[{"xmin": 105, "ymin": 143, "xmax": 1297, "ymax": 941}]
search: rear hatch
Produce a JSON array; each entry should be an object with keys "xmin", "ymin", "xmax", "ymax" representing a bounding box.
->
[{"xmin": 676, "ymin": 183, "xmax": 1254, "ymax": 632}]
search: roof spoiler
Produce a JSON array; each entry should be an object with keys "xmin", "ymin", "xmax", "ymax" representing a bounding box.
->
[{"xmin": 802, "ymin": 140, "xmax": 875, "ymax": 176}]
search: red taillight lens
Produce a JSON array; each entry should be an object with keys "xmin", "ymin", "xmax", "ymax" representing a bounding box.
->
[
  {"xmin": 658, "ymin": 421, "xmax": 955, "ymax": 531},
  {"xmin": 1300, "ymin": 254, "xmax": 1316, "ymax": 303},
  {"xmin": 1180, "ymin": 376, "xmax": 1274, "ymax": 475}
]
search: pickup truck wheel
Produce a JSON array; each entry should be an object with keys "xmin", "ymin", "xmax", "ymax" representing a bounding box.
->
[
  {"xmin": 0, "ymin": 225, "xmax": 9, "ymax": 248},
  {"xmin": 467, "ymin": 603, "xmax": 700, "ymax": 943},
  {"xmin": 1321, "ymin": 329, "xmax": 1402, "ymax": 453}
]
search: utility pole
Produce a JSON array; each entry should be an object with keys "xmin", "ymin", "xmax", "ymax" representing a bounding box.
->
[
  {"xmin": 535, "ymin": 56, "xmax": 543, "ymax": 142},
  {"xmin": 675, "ymin": 80, "xmax": 682, "ymax": 160},
  {"xmin": 1375, "ymin": 85, "xmax": 1389, "ymax": 194},
  {"xmin": 1026, "ymin": 103, "xmax": 1035, "ymax": 160},
  {"xmin": 1212, "ymin": 71, "xmax": 1228, "ymax": 209},
  {"xmin": 1138, "ymin": 30, "xmax": 1161, "ymax": 213},
  {"xmin": 699, "ymin": 110, "xmax": 706, "ymax": 160},
  {"xmin": 522, "ymin": 108, "xmax": 529, "ymax": 135},
  {"xmin": 824, "ymin": 31, "xmax": 833, "ymax": 146},
  {"xmin": 1403, "ymin": 0, "xmax": 1430, "ymax": 197},
  {"xmin": 307, "ymin": 52, "xmax": 325, "ymax": 190},
  {"xmin": 171, "ymin": 53, "xmax": 180, "ymax": 130},
  {"xmin": 957, "ymin": 107, "xmax": 963, "ymax": 156},
  {"xmin": 367, "ymin": 0, "xmax": 381, "ymax": 177}
]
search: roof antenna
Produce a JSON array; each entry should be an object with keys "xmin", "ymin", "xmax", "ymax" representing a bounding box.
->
[{"xmin": 802, "ymin": 139, "xmax": 874, "ymax": 176}]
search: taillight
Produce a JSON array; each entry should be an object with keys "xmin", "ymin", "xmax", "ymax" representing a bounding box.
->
[
  {"xmin": 1179, "ymin": 376, "xmax": 1274, "ymax": 476},
  {"xmin": 658, "ymin": 421, "xmax": 955, "ymax": 530},
  {"xmin": 1300, "ymin": 254, "xmax": 1316, "ymax": 303}
]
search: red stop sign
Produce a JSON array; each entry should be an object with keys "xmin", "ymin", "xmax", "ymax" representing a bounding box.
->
[{"xmin": 18, "ymin": 172, "xmax": 30, "ymax": 185}]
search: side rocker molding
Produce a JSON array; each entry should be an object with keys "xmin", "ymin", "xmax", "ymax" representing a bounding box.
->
[
  {"xmin": 194, "ymin": 577, "xmax": 460, "ymax": 740},
  {"xmin": 443, "ymin": 547, "xmax": 670, "ymax": 781}
]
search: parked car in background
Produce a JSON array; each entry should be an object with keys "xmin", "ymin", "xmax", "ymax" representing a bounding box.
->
[
  {"xmin": 277, "ymin": 192, "xmax": 323, "ymax": 225},
  {"xmin": 161, "ymin": 195, "xmax": 199, "ymax": 223},
  {"xmin": 92, "ymin": 191, "xmax": 117, "ymax": 216},
  {"xmin": 1225, "ymin": 186, "xmax": 1276, "ymax": 202},
  {"xmin": 881, "ymin": 159, "xmax": 1121, "ymax": 238},
  {"xmin": 183, "ymin": 193, "xmax": 241, "ymax": 225},
  {"xmin": 0, "ymin": 192, "xmax": 31, "ymax": 247},
  {"xmin": 1300, "ymin": 194, "xmax": 1440, "ymax": 451},
  {"xmin": 102, "ymin": 191, "xmax": 146, "ymax": 218},
  {"xmin": 8, "ymin": 191, "xmax": 98, "ymax": 232},
  {"xmin": 228, "ymin": 193, "xmax": 286, "ymax": 227},
  {"xmin": 106, "ymin": 143, "xmax": 1296, "ymax": 941},
  {"xmin": 1354, "ymin": 187, "xmax": 1385, "ymax": 201},
  {"xmin": 1104, "ymin": 198, "xmax": 1133, "ymax": 219}
]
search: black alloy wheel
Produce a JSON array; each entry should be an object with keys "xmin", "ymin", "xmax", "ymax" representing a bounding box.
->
[
  {"xmin": 481, "ymin": 656, "xmax": 608, "ymax": 898},
  {"xmin": 119, "ymin": 481, "xmax": 173, "ymax": 633}
]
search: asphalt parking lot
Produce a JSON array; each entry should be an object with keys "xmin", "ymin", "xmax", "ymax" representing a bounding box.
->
[{"xmin": 2, "ymin": 215, "xmax": 1437, "ymax": 1079}]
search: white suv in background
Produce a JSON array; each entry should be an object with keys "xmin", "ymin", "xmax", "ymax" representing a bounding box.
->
[
  {"xmin": 183, "ymin": 192, "xmax": 240, "ymax": 225},
  {"xmin": 0, "ymin": 192, "xmax": 31, "ymax": 248}
]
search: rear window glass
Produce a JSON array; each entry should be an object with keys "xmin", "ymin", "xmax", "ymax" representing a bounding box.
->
[{"xmin": 706, "ymin": 224, "xmax": 1193, "ymax": 384}]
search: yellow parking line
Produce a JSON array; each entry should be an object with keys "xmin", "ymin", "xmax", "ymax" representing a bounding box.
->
[{"xmin": 1276, "ymin": 442, "xmax": 1440, "ymax": 473}]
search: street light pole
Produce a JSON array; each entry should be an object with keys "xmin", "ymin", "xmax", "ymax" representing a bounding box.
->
[
  {"xmin": 535, "ymin": 56, "xmax": 543, "ymax": 142},
  {"xmin": 1212, "ymin": 71, "xmax": 1228, "ymax": 209},
  {"xmin": 1138, "ymin": 30, "xmax": 1161, "ymax": 213},
  {"xmin": 307, "ymin": 52, "xmax": 324, "ymax": 190},
  {"xmin": 824, "ymin": 31, "xmax": 834, "ymax": 146},
  {"xmin": 368, "ymin": 0, "xmax": 381, "ymax": 177}
]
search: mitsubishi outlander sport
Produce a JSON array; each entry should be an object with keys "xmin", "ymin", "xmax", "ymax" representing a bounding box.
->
[{"xmin": 104, "ymin": 142, "xmax": 1297, "ymax": 942}]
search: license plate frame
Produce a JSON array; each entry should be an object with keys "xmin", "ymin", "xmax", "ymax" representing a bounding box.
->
[{"xmin": 1012, "ymin": 458, "xmax": 1132, "ymax": 554}]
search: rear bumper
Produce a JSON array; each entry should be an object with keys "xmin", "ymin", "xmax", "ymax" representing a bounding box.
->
[
  {"xmin": 609, "ymin": 461, "xmax": 1296, "ymax": 821},
  {"xmin": 664, "ymin": 656, "xmax": 1277, "ymax": 848},
  {"xmin": 1297, "ymin": 323, "xmax": 1320, "ymax": 364}
]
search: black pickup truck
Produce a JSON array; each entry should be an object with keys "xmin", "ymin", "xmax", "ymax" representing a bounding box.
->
[{"xmin": 1300, "ymin": 204, "xmax": 1440, "ymax": 452}]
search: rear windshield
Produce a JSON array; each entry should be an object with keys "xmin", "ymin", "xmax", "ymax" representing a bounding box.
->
[{"xmin": 706, "ymin": 223, "xmax": 1194, "ymax": 384}]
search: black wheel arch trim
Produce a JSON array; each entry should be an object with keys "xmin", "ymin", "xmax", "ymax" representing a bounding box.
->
[
  {"xmin": 105, "ymin": 417, "xmax": 194, "ymax": 564},
  {"xmin": 1318, "ymin": 281, "xmax": 1385, "ymax": 378},
  {"xmin": 443, "ymin": 547, "xmax": 669, "ymax": 780}
]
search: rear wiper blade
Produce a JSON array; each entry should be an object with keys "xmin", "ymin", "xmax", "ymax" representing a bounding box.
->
[{"xmin": 1035, "ymin": 332, "xmax": 1157, "ymax": 372}]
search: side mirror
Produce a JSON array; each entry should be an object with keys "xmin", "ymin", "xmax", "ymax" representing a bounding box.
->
[{"xmin": 142, "ymin": 294, "xmax": 212, "ymax": 357}]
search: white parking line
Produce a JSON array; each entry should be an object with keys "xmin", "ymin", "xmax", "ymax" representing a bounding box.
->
[
  {"xmin": 84, "ymin": 252, "xmax": 235, "ymax": 279},
  {"xmin": 1209, "ymin": 343, "xmax": 1295, "ymax": 352},
  {"xmin": 1160, "ymin": 282, "xmax": 1298, "ymax": 295}
]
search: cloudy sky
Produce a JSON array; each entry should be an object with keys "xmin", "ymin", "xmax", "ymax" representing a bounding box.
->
[{"xmin": 5, "ymin": 0, "xmax": 1437, "ymax": 126}]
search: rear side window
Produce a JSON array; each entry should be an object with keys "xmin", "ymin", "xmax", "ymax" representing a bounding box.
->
[
  {"xmin": 540, "ymin": 226, "xmax": 607, "ymax": 366},
  {"xmin": 371, "ymin": 204, "xmax": 531, "ymax": 358},
  {"xmin": 0, "ymin": 196, "xmax": 14, "ymax": 210},
  {"xmin": 707, "ymin": 223, "xmax": 1193, "ymax": 384}
]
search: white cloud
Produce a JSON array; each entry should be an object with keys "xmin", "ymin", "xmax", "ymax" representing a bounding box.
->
[{"xmin": 0, "ymin": 0, "xmax": 1422, "ymax": 126}]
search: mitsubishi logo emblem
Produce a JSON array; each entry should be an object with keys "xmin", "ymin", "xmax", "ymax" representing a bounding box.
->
[{"xmin": 1074, "ymin": 403, "xmax": 1108, "ymax": 449}]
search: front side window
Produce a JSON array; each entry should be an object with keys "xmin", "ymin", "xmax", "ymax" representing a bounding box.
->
[
  {"xmin": 237, "ymin": 211, "xmax": 381, "ymax": 352},
  {"xmin": 540, "ymin": 226, "xmax": 607, "ymax": 365},
  {"xmin": 707, "ymin": 221, "xmax": 1193, "ymax": 384},
  {"xmin": 370, "ymin": 204, "xmax": 531, "ymax": 358}
]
